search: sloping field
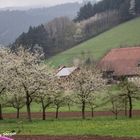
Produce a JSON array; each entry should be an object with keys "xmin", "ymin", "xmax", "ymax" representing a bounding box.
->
[{"xmin": 48, "ymin": 17, "xmax": 140, "ymax": 67}]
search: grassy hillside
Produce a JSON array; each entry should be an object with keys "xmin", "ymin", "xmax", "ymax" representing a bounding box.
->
[{"xmin": 48, "ymin": 17, "xmax": 140, "ymax": 67}]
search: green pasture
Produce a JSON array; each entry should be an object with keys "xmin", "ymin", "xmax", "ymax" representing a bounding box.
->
[
  {"xmin": 1, "ymin": 117, "xmax": 140, "ymax": 137},
  {"xmin": 47, "ymin": 17, "xmax": 140, "ymax": 67}
]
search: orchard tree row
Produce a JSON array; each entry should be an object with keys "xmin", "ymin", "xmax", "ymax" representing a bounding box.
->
[{"xmin": 0, "ymin": 48, "xmax": 140, "ymax": 121}]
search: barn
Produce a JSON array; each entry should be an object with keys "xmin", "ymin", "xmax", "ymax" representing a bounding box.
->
[{"xmin": 98, "ymin": 47, "xmax": 140, "ymax": 82}]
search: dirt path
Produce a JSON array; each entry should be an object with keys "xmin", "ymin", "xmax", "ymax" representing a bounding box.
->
[
  {"xmin": 12, "ymin": 135, "xmax": 140, "ymax": 140},
  {"xmin": 3, "ymin": 110, "xmax": 140, "ymax": 119}
]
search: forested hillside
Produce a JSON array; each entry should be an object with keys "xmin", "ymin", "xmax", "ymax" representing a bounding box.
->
[
  {"xmin": 48, "ymin": 17, "xmax": 140, "ymax": 67},
  {"xmin": 13, "ymin": 0, "xmax": 140, "ymax": 58},
  {"xmin": 75, "ymin": 0, "xmax": 140, "ymax": 21},
  {"xmin": 0, "ymin": 3, "xmax": 81, "ymax": 45}
]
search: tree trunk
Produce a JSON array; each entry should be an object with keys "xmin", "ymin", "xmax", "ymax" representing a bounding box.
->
[
  {"xmin": 91, "ymin": 107, "xmax": 94, "ymax": 118},
  {"xmin": 128, "ymin": 95, "xmax": 132, "ymax": 118},
  {"xmin": 82, "ymin": 101, "xmax": 86, "ymax": 119},
  {"xmin": 115, "ymin": 110, "xmax": 118, "ymax": 120},
  {"xmin": 42, "ymin": 107, "xmax": 46, "ymax": 120},
  {"xmin": 68, "ymin": 103, "xmax": 71, "ymax": 111},
  {"xmin": 124, "ymin": 99, "xmax": 127, "ymax": 117},
  {"xmin": 56, "ymin": 106, "xmax": 59, "ymax": 119},
  {"xmin": 17, "ymin": 108, "xmax": 20, "ymax": 119},
  {"xmin": 115, "ymin": 113, "xmax": 118, "ymax": 119},
  {"xmin": 26, "ymin": 94, "xmax": 32, "ymax": 121},
  {"xmin": 0, "ymin": 104, "xmax": 3, "ymax": 120},
  {"xmin": 41, "ymin": 99, "xmax": 46, "ymax": 121},
  {"xmin": 26, "ymin": 103, "xmax": 31, "ymax": 121}
]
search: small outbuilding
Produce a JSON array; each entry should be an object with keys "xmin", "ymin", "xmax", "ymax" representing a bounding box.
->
[{"xmin": 56, "ymin": 66, "xmax": 79, "ymax": 78}]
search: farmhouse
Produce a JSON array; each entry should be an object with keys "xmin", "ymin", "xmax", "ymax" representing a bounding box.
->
[{"xmin": 98, "ymin": 47, "xmax": 140, "ymax": 82}]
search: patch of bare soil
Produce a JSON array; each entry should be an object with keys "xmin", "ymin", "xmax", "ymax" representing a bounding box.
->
[
  {"xmin": 3, "ymin": 110, "xmax": 140, "ymax": 119},
  {"xmin": 12, "ymin": 135, "xmax": 140, "ymax": 140}
]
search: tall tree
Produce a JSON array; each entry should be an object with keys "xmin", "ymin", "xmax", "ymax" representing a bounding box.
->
[
  {"xmin": 50, "ymin": 78, "xmax": 68, "ymax": 119},
  {"xmin": 6, "ymin": 92, "xmax": 25, "ymax": 119},
  {"xmin": 75, "ymin": 2, "xmax": 94, "ymax": 21},
  {"xmin": 118, "ymin": 79, "xmax": 139, "ymax": 118},
  {"xmin": 75, "ymin": 0, "xmax": 126, "ymax": 22},
  {"xmin": 45, "ymin": 17, "xmax": 76, "ymax": 56},
  {"xmin": 14, "ymin": 25, "xmax": 49, "ymax": 57},
  {"xmin": 35, "ymin": 65, "xmax": 53, "ymax": 120},
  {"xmin": 118, "ymin": 0, "xmax": 131, "ymax": 21},
  {"xmin": 9, "ymin": 48, "xmax": 44, "ymax": 121},
  {"xmin": 106, "ymin": 88, "xmax": 124, "ymax": 119},
  {"xmin": 136, "ymin": 0, "xmax": 140, "ymax": 14},
  {"xmin": 0, "ymin": 48, "xmax": 12, "ymax": 120},
  {"xmin": 129, "ymin": 0, "xmax": 136, "ymax": 16},
  {"xmin": 69, "ymin": 66, "xmax": 105, "ymax": 119}
]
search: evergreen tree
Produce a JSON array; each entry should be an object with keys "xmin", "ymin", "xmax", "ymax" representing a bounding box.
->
[
  {"xmin": 14, "ymin": 25, "xmax": 49, "ymax": 57},
  {"xmin": 119, "ymin": 0, "xmax": 131, "ymax": 22},
  {"xmin": 75, "ymin": 2, "xmax": 94, "ymax": 21},
  {"xmin": 136, "ymin": 0, "xmax": 140, "ymax": 14},
  {"xmin": 75, "ymin": 0, "xmax": 127, "ymax": 22}
]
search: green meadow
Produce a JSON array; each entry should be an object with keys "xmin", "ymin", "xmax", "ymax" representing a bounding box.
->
[
  {"xmin": 1, "ymin": 117, "xmax": 140, "ymax": 137},
  {"xmin": 48, "ymin": 17, "xmax": 140, "ymax": 67}
]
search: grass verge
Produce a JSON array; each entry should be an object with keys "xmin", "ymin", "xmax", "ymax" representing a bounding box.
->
[{"xmin": 0, "ymin": 117, "xmax": 140, "ymax": 137}]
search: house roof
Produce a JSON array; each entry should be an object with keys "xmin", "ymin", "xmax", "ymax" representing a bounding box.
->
[
  {"xmin": 98, "ymin": 47, "xmax": 140, "ymax": 76},
  {"xmin": 56, "ymin": 67, "xmax": 77, "ymax": 77}
]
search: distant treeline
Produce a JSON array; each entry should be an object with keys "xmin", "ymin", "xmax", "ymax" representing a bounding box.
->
[
  {"xmin": 75, "ymin": 0, "xmax": 140, "ymax": 21},
  {"xmin": 12, "ymin": 0, "xmax": 140, "ymax": 58},
  {"xmin": 13, "ymin": 17, "xmax": 76, "ymax": 57},
  {"xmin": 0, "ymin": 3, "xmax": 81, "ymax": 45}
]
